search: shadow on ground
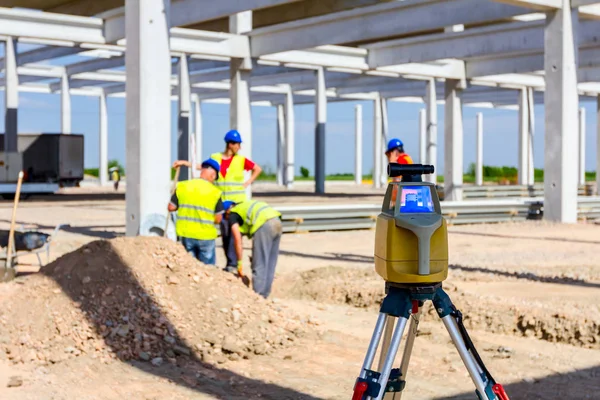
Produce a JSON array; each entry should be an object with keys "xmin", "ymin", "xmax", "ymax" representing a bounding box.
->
[
  {"xmin": 433, "ymin": 365, "xmax": 600, "ymax": 400},
  {"xmin": 0, "ymin": 219, "xmax": 122, "ymax": 239},
  {"xmin": 37, "ymin": 241, "xmax": 322, "ymax": 400},
  {"xmin": 451, "ymin": 230, "xmax": 600, "ymax": 246}
]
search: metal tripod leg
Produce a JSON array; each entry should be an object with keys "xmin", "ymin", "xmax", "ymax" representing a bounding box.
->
[
  {"xmin": 371, "ymin": 316, "xmax": 409, "ymax": 400},
  {"xmin": 377, "ymin": 315, "xmax": 395, "ymax": 371},
  {"xmin": 358, "ymin": 313, "xmax": 388, "ymax": 379},
  {"xmin": 441, "ymin": 315, "xmax": 492, "ymax": 400},
  {"xmin": 392, "ymin": 307, "xmax": 421, "ymax": 399}
]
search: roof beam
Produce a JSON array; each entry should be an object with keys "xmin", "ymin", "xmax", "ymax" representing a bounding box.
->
[
  {"xmin": 492, "ymin": 0, "xmax": 562, "ymax": 10},
  {"xmin": 66, "ymin": 56, "xmax": 124, "ymax": 76},
  {"xmin": 573, "ymin": 0, "xmax": 600, "ymax": 5},
  {"xmin": 103, "ymin": 0, "xmax": 301, "ymax": 42},
  {"xmin": 249, "ymin": 0, "xmax": 532, "ymax": 57},
  {"xmin": 260, "ymin": 45, "xmax": 368, "ymax": 69},
  {"xmin": 366, "ymin": 19, "xmax": 600, "ymax": 67},
  {"xmin": 0, "ymin": 7, "xmax": 105, "ymax": 44}
]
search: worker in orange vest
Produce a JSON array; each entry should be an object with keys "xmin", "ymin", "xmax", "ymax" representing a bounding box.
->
[{"xmin": 385, "ymin": 138, "xmax": 416, "ymax": 204}]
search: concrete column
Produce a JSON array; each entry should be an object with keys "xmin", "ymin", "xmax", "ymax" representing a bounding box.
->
[
  {"xmin": 597, "ymin": 96, "xmax": 600, "ymax": 194},
  {"xmin": 284, "ymin": 85, "xmax": 295, "ymax": 189},
  {"xmin": 230, "ymin": 11, "xmax": 253, "ymax": 198},
  {"xmin": 373, "ymin": 95, "xmax": 383, "ymax": 189},
  {"xmin": 99, "ymin": 91, "xmax": 108, "ymax": 187},
  {"xmin": 380, "ymin": 98, "xmax": 389, "ymax": 187},
  {"xmin": 426, "ymin": 78, "xmax": 438, "ymax": 183},
  {"xmin": 419, "ymin": 109, "xmax": 426, "ymax": 164},
  {"xmin": 579, "ymin": 107, "xmax": 586, "ymax": 186},
  {"xmin": 444, "ymin": 79, "xmax": 464, "ymax": 201},
  {"xmin": 527, "ymin": 88, "xmax": 535, "ymax": 186},
  {"xmin": 4, "ymin": 38, "xmax": 18, "ymax": 153},
  {"xmin": 276, "ymin": 104, "xmax": 285, "ymax": 186},
  {"xmin": 61, "ymin": 71, "xmax": 71, "ymax": 134},
  {"xmin": 315, "ymin": 67, "xmax": 327, "ymax": 194},
  {"xmin": 544, "ymin": 2, "xmax": 579, "ymax": 223},
  {"xmin": 355, "ymin": 104, "xmax": 363, "ymax": 185},
  {"xmin": 476, "ymin": 112, "xmax": 483, "ymax": 186},
  {"xmin": 125, "ymin": 0, "xmax": 172, "ymax": 237},
  {"xmin": 518, "ymin": 88, "xmax": 529, "ymax": 185},
  {"xmin": 193, "ymin": 94, "xmax": 202, "ymax": 177},
  {"xmin": 177, "ymin": 54, "xmax": 191, "ymax": 181}
]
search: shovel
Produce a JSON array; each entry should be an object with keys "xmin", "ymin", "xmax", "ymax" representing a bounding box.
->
[{"xmin": 237, "ymin": 263, "xmax": 251, "ymax": 288}]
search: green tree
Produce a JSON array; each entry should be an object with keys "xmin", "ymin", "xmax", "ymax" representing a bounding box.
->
[{"xmin": 300, "ymin": 166, "xmax": 310, "ymax": 178}]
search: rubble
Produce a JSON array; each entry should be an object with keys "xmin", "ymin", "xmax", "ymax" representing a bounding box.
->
[{"xmin": 0, "ymin": 237, "xmax": 309, "ymax": 367}]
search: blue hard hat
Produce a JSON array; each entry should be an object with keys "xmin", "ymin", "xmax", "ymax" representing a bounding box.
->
[
  {"xmin": 386, "ymin": 138, "xmax": 404, "ymax": 153},
  {"xmin": 222, "ymin": 200, "xmax": 235, "ymax": 211},
  {"xmin": 224, "ymin": 130, "xmax": 242, "ymax": 143},
  {"xmin": 201, "ymin": 158, "xmax": 220, "ymax": 179}
]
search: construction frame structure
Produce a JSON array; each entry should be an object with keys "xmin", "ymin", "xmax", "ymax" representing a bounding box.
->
[{"xmin": 0, "ymin": 0, "xmax": 599, "ymax": 235}]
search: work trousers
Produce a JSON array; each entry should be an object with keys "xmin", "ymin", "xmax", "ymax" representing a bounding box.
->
[
  {"xmin": 251, "ymin": 218, "xmax": 282, "ymax": 299},
  {"xmin": 181, "ymin": 237, "xmax": 216, "ymax": 265},
  {"xmin": 220, "ymin": 218, "xmax": 238, "ymax": 268}
]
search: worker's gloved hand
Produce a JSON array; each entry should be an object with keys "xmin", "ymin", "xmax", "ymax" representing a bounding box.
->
[{"xmin": 237, "ymin": 260, "xmax": 243, "ymax": 275}]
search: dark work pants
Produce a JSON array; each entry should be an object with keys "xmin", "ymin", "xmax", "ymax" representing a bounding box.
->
[
  {"xmin": 251, "ymin": 218, "xmax": 282, "ymax": 299},
  {"xmin": 220, "ymin": 218, "xmax": 238, "ymax": 268}
]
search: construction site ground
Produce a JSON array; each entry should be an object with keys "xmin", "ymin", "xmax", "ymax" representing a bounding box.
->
[{"xmin": 0, "ymin": 184, "xmax": 599, "ymax": 399}]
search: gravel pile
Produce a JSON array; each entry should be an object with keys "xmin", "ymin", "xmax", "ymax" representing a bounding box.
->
[{"xmin": 0, "ymin": 237, "xmax": 311, "ymax": 367}]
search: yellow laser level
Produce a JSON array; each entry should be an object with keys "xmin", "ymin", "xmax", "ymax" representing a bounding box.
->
[{"xmin": 352, "ymin": 163, "xmax": 510, "ymax": 400}]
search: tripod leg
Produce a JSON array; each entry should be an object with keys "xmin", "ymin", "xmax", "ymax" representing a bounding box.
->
[
  {"xmin": 358, "ymin": 313, "xmax": 388, "ymax": 379},
  {"xmin": 377, "ymin": 315, "xmax": 395, "ymax": 371},
  {"xmin": 372, "ymin": 316, "xmax": 409, "ymax": 400},
  {"xmin": 393, "ymin": 306, "xmax": 422, "ymax": 399}
]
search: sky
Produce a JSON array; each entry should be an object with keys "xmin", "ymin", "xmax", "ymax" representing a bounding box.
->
[{"xmin": 1, "ymin": 91, "xmax": 598, "ymax": 176}]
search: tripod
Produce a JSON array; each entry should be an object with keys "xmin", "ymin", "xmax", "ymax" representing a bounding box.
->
[{"xmin": 352, "ymin": 283, "xmax": 510, "ymax": 400}]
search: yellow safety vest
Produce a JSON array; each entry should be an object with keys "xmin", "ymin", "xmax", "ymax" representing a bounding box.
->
[
  {"xmin": 175, "ymin": 179, "xmax": 222, "ymax": 240},
  {"xmin": 210, "ymin": 153, "xmax": 247, "ymax": 202},
  {"xmin": 230, "ymin": 200, "xmax": 281, "ymax": 237}
]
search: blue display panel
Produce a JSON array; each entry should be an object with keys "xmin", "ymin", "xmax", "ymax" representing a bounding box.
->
[{"xmin": 399, "ymin": 186, "xmax": 435, "ymax": 213}]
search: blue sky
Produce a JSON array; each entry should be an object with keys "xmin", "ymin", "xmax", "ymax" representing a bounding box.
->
[{"xmin": 2, "ymin": 90, "xmax": 598, "ymax": 176}]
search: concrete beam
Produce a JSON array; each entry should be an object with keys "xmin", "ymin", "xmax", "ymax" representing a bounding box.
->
[
  {"xmin": 579, "ymin": 107, "xmax": 586, "ymax": 186},
  {"xmin": 355, "ymin": 104, "xmax": 363, "ymax": 185},
  {"xmin": 249, "ymin": 0, "xmax": 532, "ymax": 56},
  {"xmin": 178, "ymin": 55, "xmax": 191, "ymax": 181},
  {"xmin": 125, "ymin": 0, "xmax": 172, "ymax": 236},
  {"xmin": 284, "ymin": 85, "xmax": 295, "ymax": 188},
  {"xmin": 366, "ymin": 19, "xmax": 600, "ymax": 67},
  {"xmin": 597, "ymin": 95, "xmax": 600, "ymax": 193},
  {"xmin": 315, "ymin": 67, "xmax": 327, "ymax": 194},
  {"xmin": 527, "ymin": 87, "xmax": 535, "ymax": 186},
  {"xmin": 60, "ymin": 71, "xmax": 71, "ymax": 134},
  {"xmin": 4, "ymin": 37, "xmax": 18, "ymax": 153},
  {"xmin": 419, "ymin": 109, "xmax": 426, "ymax": 164},
  {"xmin": 66, "ymin": 56, "xmax": 124, "ymax": 76},
  {"xmin": 475, "ymin": 112, "xmax": 483, "ymax": 186},
  {"xmin": 276, "ymin": 103, "xmax": 285, "ymax": 186},
  {"xmin": 193, "ymin": 95, "xmax": 202, "ymax": 174},
  {"xmin": 260, "ymin": 45, "xmax": 368, "ymax": 70},
  {"xmin": 544, "ymin": 2, "xmax": 579, "ymax": 223},
  {"xmin": 99, "ymin": 90, "xmax": 108, "ymax": 187},
  {"xmin": 518, "ymin": 88, "xmax": 529, "ymax": 185},
  {"xmin": 493, "ymin": 0, "xmax": 563, "ymax": 9},
  {"xmin": 373, "ymin": 94, "xmax": 383, "ymax": 189},
  {"xmin": 426, "ymin": 79, "xmax": 438, "ymax": 184},
  {"xmin": 444, "ymin": 79, "xmax": 464, "ymax": 201}
]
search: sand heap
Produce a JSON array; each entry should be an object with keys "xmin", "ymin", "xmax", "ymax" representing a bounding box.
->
[{"xmin": 0, "ymin": 237, "xmax": 310, "ymax": 367}]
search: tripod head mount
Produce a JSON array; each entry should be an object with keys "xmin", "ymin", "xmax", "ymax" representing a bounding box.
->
[{"xmin": 374, "ymin": 164, "xmax": 449, "ymax": 284}]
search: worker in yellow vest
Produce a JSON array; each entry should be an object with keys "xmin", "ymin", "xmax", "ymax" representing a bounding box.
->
[
  {"xmin": 222, "ymin": 199, "xmax": 282, "ymax": 299},
  {"xmin": 168, "ymin": 159, "xmax": 224, "ymax": 265}
]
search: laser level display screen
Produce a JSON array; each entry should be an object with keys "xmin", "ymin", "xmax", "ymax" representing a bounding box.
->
[{"xmin": 399, "ymin": 186, "xmax": 435, "ymax": 213}]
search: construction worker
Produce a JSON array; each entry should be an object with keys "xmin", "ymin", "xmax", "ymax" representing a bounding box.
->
[
  {"xmin": 168, "ymin": 159, "xmax": 224, "ymax": 265},
  {"xmin": 385, "ymin": 138, "xmax": 417, "ymax": 204},
  {"xmin": 173, "ymin": 130, "xmax": 262, "ymax": 272},
  {"xmin": 222, "ymin": 199, "xmax": 282, "ymax": 299},
  {"xmin": 110, "ymin": 167, "xmax": 121, "ymax": 191}
]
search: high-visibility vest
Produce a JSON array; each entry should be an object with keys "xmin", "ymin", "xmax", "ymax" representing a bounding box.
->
[
  {"xmin": 175, "ymin": 179, "xmax": 222, "ymax": 240},
  {"xmin": 230, "ymin": 200, "xmax": 281, "ymax": 237},
  {"xmin": 210, "ymin": 153, "xmax": 247, "ymax": 202}
]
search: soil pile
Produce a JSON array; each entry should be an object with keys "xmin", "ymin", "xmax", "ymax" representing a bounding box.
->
[
  {"xmin": 276, "ymin": 266, "xmax": 600, "ymax": 350},
  {"xmin": 0, "ymin": 237, "xmax": 311, "ymax": 367}
]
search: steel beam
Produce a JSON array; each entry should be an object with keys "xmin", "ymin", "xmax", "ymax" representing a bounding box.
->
[
  {"xmin": 544, "ymin": 2, "xmax": 579, "ymax": 223},
  {"xmin": 250, "ymin": 0, "xmax": 531, "ymax": 57},
  {"xmin": 444, "ymin": 79, "xmax": 464, "ymax": 201},
  {"xmin": 315, "ymin": 67, "xmax": 327, "ymax": 194},
  {"xmin": 99, "ymin": 90, "xmax": 108, "ymax": 187},
  {"xmin": 355, "ymin": 104, "xmax": 363, "ymax": 185},
  {"xmin": 476, "ymin": 112, "xmax": 483, "ymax": 186},
  {"xmin": 4, "ymin": 38, "xmax": 18, "ymax": 153},
  {"xmin": 178, "ymin": 55, "xmax": 191, "ymax": 180},
  {"xmin": 125, "ymin": 0, "xmax": 172, "ymax": 237}
]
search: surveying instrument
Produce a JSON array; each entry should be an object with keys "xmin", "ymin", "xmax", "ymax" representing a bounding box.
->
[{"xmin": 352, "ymin": 164, "xmax": 509, "ymax": 400}]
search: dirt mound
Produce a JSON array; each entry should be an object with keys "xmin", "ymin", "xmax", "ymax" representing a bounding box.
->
[
  {"xmin": 0, "ymin": 237, "xmax": 311, "ymax": 367},
  {"xmin": 276, "ymin": 266, "xmax": 600, "ymax": 350}
]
